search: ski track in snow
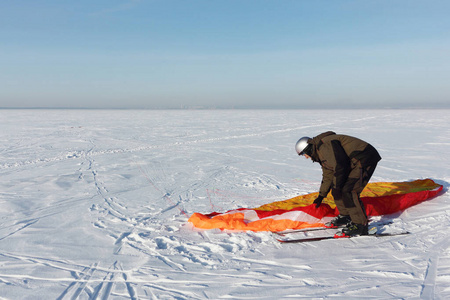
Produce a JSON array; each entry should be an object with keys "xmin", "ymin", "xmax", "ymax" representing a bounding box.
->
[{"xmin": 0, "ymin": 109, "xmax": 449, "ymax": 299}]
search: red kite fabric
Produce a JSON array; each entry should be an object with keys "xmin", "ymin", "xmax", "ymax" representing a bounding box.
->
[{"xmin": 188, "ymin": 179, "xmax": 443, "ymax": 232}]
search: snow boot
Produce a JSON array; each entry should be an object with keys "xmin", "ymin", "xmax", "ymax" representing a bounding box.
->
[
  {"xmin": 341, "ymin": 222, "xmax": 369, "ymax": 236},
  {"xmin": 329, "ymin": 215, "xmax": 351, "ymax": 227}
]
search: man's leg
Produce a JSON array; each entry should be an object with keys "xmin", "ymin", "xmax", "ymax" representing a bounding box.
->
[{"xmin": 341, "ymin": 162, "xmax": 378, "ymax": 225}]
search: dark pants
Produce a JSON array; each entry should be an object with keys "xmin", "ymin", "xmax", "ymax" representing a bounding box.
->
[{"xmin": 333, "ymin": 161, "xmax": 378, "ymax": 225}]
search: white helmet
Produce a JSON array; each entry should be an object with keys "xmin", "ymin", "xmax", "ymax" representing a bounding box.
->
[{"xmin": 295, "ymin": 137, "xmax": 311, "ymax": 156}]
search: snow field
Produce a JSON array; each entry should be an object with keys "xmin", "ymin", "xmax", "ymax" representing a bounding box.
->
[{"xmin": 0, "ymin": 109, "xmax": 449, "ymax": 299}]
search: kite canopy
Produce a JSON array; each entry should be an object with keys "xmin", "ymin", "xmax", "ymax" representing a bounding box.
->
[{"xmin": 188, "ymin": 179, "xmax": 443, "ymax": 232}]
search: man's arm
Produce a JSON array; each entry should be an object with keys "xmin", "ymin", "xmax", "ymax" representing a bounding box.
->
[
  {"xmin": 319, "ymin": 166, "xmax": 334, "ymax": 197},
  {"xmin": 331, "ymin": 140, "xmax": 350, "ymax": 189}
]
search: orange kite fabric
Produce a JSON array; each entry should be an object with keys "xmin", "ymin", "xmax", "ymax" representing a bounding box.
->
[{"xmin": 188, "ymin": 179, "xmax": 443, "ymax": 232}]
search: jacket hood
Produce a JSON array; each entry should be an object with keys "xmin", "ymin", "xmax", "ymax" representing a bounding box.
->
[{"xmin": 308, "ymin": 131, "xmax": 336, "ymax": 162}]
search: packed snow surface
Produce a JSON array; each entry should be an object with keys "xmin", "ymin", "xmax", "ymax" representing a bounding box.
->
[{"xmin": 0, "ymin": 109, "xmax": 449, "ymax": 299}]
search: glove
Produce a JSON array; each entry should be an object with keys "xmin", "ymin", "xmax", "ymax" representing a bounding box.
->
[
  {"xmin": 313, "ymin": 195, "xmax": 324, "ymax": 208},
  {"xmin": 331, "ymin": 188, "xmax": 342, "ymax": 200}
]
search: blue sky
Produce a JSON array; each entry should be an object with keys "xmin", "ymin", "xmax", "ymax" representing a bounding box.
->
[{"xmin": 1, "ymin": 0, "xmax": 449, "ymax": 108}]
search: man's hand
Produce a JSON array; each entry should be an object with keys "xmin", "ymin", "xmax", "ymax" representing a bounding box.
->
[{"xmin": 313, "ymin": 195, "xmax": 324, "ymax": 208}]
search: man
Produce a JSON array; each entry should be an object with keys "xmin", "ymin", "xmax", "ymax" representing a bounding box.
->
[{"xmin": 295, "ymin": 131, "xmax": 381, "ymax": 236}]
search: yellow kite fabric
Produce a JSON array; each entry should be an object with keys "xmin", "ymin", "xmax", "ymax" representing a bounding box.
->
[{"xmin": 188, "ymin": 179, "xmax": 443, "ymax": 232}]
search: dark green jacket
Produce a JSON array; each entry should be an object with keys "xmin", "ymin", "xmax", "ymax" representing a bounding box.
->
[{"xmin": 308, "ymin": 131, "xmax": 381, "ymax": 198}]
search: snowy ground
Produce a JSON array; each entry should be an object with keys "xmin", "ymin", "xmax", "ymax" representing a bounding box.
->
[{"xmin": 0, "ymin": 109, "xmax": 449, "ymax": 299}]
